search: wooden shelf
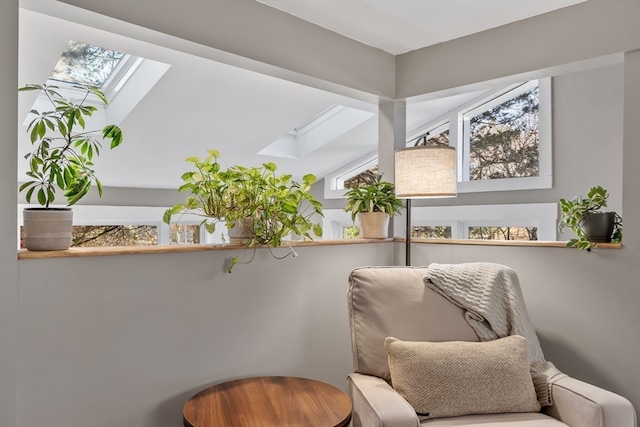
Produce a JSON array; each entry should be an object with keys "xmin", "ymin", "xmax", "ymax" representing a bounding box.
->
[{"xmin": 17, "ymin": 238, "xmax": 621, "ymax": 260}]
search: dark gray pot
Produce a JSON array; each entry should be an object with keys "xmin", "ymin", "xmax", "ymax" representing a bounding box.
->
[{"xmin": 580, "ymin": 211, "xmax": 616, "ymax": 243}]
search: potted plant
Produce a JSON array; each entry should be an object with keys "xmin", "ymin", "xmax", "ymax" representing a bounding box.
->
[
  {"xmin": 18, "ymin": 83, "xmax": 124, "ymax": 250},
  {"xmin": 558, "ymin": 185, "xmax": 622, "ymax": 250},
  {"xmin": 343, "ymin": 175, "xmax": 404, "ymax": 238},
  {"xmin": 163, "ymin": 149, "xmax": 323, "ymax": 272}
]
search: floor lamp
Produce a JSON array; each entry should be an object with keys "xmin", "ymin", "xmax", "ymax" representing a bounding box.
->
[{"xmin": 394, "ymin": 144, "xmax": 457, "ymax": 266}]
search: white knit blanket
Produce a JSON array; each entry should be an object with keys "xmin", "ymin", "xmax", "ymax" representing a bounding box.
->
[{"xmin": 424, "ymin": 262, "xmax": 566, "ymax": 406}]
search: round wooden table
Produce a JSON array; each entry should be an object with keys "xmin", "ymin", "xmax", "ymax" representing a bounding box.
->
[{"xmin": 183, "ymin": 376, "xmax": 352, "ymax": 427}]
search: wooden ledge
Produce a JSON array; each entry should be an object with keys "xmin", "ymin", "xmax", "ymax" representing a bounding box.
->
[
  {"xmin": 17, "ymin": 238, "xmax": 621, "ymax": 259},
  {"xmin": 395, "ymin": 238, "xmax": 622, "ymax": 249},
  {"xmin": 17, "ymin": 238, "xmax": 393, "ymax": 259}
]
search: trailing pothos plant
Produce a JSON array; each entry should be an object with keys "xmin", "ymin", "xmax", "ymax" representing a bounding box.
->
[
  {"xmin": 558, "ymin": 186, "xmax": 622, "ymax": 250},
  {"xmin": 343, "ymin": 175, "xmax": 404, "ymax": 221},
  {"xmin": 163, "ymin": 149, "xmax": 323, "ymax": 272},
  {"xmin": 19, "ymin": 83, "xmax": 124, "ymax": 207}
]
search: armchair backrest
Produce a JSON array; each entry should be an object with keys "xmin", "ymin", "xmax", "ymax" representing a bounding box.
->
[{"xmin": 348, "ymin": 266, "xmax": 478, "ymax": 381}]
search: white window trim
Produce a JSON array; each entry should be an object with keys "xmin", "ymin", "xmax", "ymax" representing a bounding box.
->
[
  {"xmin": 323, "ymin": 151, "xmax": 377, "ymax": 199},
  {"xmin": 321, "ymin": 209, "xmax": 354, "ymax": 240},
  {"xmin": 406, "ymin": 203, "xmax": 557, "ymax": 241}
]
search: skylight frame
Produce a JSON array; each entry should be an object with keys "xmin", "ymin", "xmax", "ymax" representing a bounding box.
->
[{"xmin": 46, "ymin": 40, "xmax": 143, "ymax": 104}]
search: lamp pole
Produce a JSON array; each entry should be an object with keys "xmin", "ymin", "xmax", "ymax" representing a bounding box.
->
[{"xmin": 405, "ymin": 198, "xmax": 411, "ymax": 266}]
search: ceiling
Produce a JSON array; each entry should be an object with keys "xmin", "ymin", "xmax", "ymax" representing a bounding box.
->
[
  {"xmin": 256, "ymin": 0, "xmax": 585, "ymax": 55},
  {"xmin": 18, "ymin": 0, "xmax": 585, "ymax": 191}
]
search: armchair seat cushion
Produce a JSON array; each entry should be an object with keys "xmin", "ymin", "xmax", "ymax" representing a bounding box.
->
[{"xmin": 420, "ymin": 412, "xmax": 568, "ymax": 426}]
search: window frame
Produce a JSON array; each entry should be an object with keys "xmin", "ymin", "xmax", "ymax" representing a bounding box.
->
[
  {"xmin": 408, "ymin": 203, "xmax": 557, "ymax": 241},
  {"xmin": 320, "ymin": 202, "xmax": 557, "ymax": 241},
  {"xmin": 454, "ymin": 78, "xmax": 552, "ymax": 193},
  {"xmin": 324, "ymin": 78, "xmax": 552, "ymax": 199},
  {"xmin": 323, "ymin": 151, "xmax": 377, "ymax": 199}
]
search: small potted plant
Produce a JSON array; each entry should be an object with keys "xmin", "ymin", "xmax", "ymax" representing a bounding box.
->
[
  {"xmin": 558, "ymin": 185, "xmax": 622, "ymax": 250},
  {"xmin": 343, "ymin": 175, "xmax": 404, "ymax": 238},
  {"xmin": 164, "ymin": 149, "xmax": 323, "ymax": 272},
  {"xmin": 18, "ymin": 83, "xmax": 124, "ymax": 250}
]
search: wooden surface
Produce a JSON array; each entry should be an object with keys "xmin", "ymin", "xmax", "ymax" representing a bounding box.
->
[
  {"xmin": 183, "ymin": 376, "xmax": 352, "ymax": 427},
  {"xmin": 17, "ymin": 238, "xmax": 622, "ymax": 260},
  {"xmin": 18, "ymin": 238, "xmax": 392, "ymax": 259}
]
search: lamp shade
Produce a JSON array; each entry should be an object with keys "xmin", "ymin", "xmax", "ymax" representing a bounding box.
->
[{"xmin": 394, "ymin": 145, "xmax": 457, "ymax": 198}]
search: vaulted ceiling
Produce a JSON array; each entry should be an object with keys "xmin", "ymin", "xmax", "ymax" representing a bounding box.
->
[{"xmin": 18, "ymin": 0, "xmax": 585, "ymax": 190}]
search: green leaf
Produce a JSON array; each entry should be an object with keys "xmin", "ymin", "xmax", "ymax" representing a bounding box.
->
[
  {"xmin": 24, "ymin": 185, "xmax": 35, "ymax": 203},
  {"xmin": 103, "ymin": 125, "xmax": 123, "ymax": 149},
  {"xmin": 227, "ymin": 256, "xmax": 239, "ymax": 273},
  {"xmin": 37, "ymin": 188, "xmax": 46, "ymax": 206}
]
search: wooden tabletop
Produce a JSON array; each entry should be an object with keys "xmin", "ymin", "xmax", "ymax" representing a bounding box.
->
[{"xmin": 183, "ymin": 376, "xmax": 352, "ymax": 427}]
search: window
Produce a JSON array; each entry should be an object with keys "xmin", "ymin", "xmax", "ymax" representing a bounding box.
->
[
  {"xmin": 260, "ymin": 105, "xmax": 375, "ymax": 159},
  {"xmin": 325, "ymin": 79, "xmax": 551, "ymax": 199},
  {"xmin": 408, "ymin": 203, "xmax": 557, "ymax": 241},
  {"xmin": 412, "ymin": 225, "xmax": 452, "ymax": 239},
  {"xmin": 465, "ymin": 86, "xmax": 539, "ymax": 180},
  {"xmin": 324, "ymin": 152, "xmax": 378, "ymax": 199},
  {"xmin": 467, "ymin": 226, "xmax": 537, "ymax": 241},
  {"xmin": 320, "ymin": 203, "xmax": 555, "ymax": 241},
  {"xmin": 72, "ymin": 225, "xmax": 158, "ymax": 247},
  {"xmin": 170, "ymin": 224, "xmax": 201, "ymax": 244},
  {"xmin": 343, "ymin": 225, "xmax": 360, "ymax": 239},
  {"xmin": 456, "ymin": 79, "xmax": 552, "ymax": 192},
  {"xmin": 17, "ymin": 205, "xmax": 216, "ymax": 249},
  {"xmin": 49, "ymin": 41, "xmax": 127, "ymax": 87},
  {"xmin": 19, "ymin": 40, "xmax": 170, "ymax": 132},
  {"xmin": 46, "ymin": 40, "xmax": 144, "ymax": 103},
  {"xmin": 410, "ymin": 121, "xmax": 450, "ymax": 147}
]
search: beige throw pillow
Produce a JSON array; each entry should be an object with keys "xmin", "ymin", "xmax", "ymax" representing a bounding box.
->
[{"xmin": 385, "ymin": 335, "xmax": 541, "ymax": 419}]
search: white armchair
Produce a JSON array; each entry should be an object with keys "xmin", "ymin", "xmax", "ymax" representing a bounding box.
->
[{"xmin": 347, "ymin": 266, "xmax": 636, "ymax": 427}]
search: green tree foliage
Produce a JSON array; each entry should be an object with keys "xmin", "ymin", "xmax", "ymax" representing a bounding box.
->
[
  {"xmin": 411, "ymin": 226, "xmax": 452, "ymax": 239},
  {"xmin": 50, "ymin": 41, "xmax": 125, "ymax": 86},
  {"xmin": 344, "ymin": 166, "xmax": 378, "ymax": 190},
  {"xmin": 468, "ymin": 226, "xmax": 537, "ymax": 241},
  {"xmin": 72, "ymin": 225, "xmax": 158, "ymax": 247},
  {"xmin": 469, "ymin": 87, "xmax": 539, "ymax": 180}
]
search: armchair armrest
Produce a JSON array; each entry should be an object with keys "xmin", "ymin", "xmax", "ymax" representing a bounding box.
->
[
  {"xmin": 545, "ymin": 376, "xmax": 637, "ymax": 427},
  {"xmin": 347, "ymin": 373, "xmax": 419, "ymax": 427}
]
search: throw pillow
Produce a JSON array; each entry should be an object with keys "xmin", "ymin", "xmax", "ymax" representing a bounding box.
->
[{"xmin": 385, "ymin": 335, "xmax": 541, "ymax": 419}]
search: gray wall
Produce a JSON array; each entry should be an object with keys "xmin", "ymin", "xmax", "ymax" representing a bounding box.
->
[
  {"xmin": 407, "ymin": 242, "xmax": 640, "ymax": 414},
  {"xmin": 17, "ymin": 244, "xmax": 394, "ymax": 427},
  {"xmin": 2, "ymin": 1, "xmax": 639, "ymax": 426},
  {"xmin": 0, "ymin": 1, "xmax": 19, "ymax": 426},
  {"xmin": 322, "ymin": 61, "xmax": 626, "ymax": 220}
]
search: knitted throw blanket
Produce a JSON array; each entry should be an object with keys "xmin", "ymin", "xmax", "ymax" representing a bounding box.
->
[{"xmin": 424, "ymin": 262, "xmax": 566, "ymax": 406}]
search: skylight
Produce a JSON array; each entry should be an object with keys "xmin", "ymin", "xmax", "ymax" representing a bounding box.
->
[
  {"xmin": 49, "ymin": 40, "xmax": 126, "ymax": 87},
  {"xmin": 23, "ymin": 40, "xmax": 171, "ymax": 127},
  {"xmin": 259, "ymin": 105, "xmax": 375, "ymax": 159}
]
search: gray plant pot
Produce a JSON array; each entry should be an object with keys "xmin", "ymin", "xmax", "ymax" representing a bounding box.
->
[
  {"xmin": 22, "ymin": 207, "xmax": 73, "ymax": 251},
  {"xmin": 580, "ymin": 211, "xmax": 616, "ymax": 243}
]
